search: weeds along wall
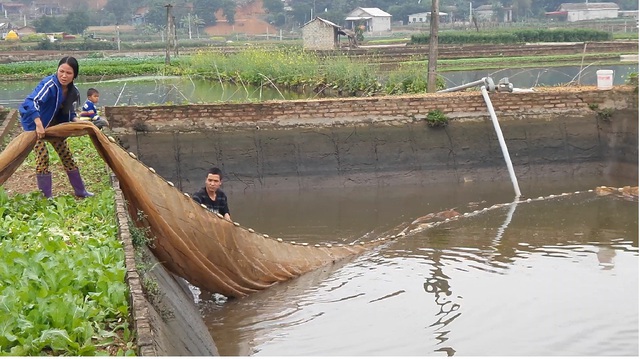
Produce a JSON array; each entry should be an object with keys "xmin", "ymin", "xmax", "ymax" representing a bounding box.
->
[{"xmin": 105, "ymin": 86, "xmax": 638, "ymax": 192}]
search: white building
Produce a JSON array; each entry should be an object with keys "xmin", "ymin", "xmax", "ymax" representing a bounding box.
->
[
  {"xmin": 345, "ymin": 7, "xmax": 392, "ymax": 33},
  {"xmin": 407, "ymin": 11, "xmax": 448, "ymax": 24},
  {"xmin": 547, "ymin": 2, "xmax": 620, "ymax": 22},
  {"xmin": 474, "ymin": 4, "xmax": 513, "ymax": 22}
]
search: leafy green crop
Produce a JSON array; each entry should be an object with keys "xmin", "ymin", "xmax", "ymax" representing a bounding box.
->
[{"xmin": 0, "ymin": 137, "xmax": 132, "ymax": 355}]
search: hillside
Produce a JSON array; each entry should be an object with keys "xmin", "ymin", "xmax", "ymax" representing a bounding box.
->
[{"xmin": 204, "ymin": 0, "xmax": 277, "ymax": 36}]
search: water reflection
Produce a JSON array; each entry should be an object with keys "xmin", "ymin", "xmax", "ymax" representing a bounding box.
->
[
  {"xmin": 200, "ymin": 179, "xmax": 638, "ymax": 356},
  {"xmin": 0, "ymin": 76, "xmax": 315, "ymax": 108},
  {"xmin": 424, "ymin": 262, "xmax": 459, "ymax": 357}
]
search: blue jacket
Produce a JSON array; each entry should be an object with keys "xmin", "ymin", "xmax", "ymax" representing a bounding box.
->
[{"xmin": 19, "ymin": 74, "xmax": 80, "ymax": 131}]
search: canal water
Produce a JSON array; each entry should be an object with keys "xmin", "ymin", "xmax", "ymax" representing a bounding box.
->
[
  {"xmin": 1, "ymin": 63, "xmax": 636, "ymax": 107},
  {"xmin": 198, "ymin": 176, "xmax": 638, "ymax": 356}
]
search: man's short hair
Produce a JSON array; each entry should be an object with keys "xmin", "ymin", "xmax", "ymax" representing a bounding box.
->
[
  {"xmin": 207, "ymin": 167, "xmax": 223, "ymax": 179},
  {"xmin": 87, "ymin": 88, "xmax": 99, "ymax": 97}
]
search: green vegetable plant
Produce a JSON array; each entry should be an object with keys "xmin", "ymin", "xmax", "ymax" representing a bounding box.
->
[
  {"xmin": 0, "ymin": 136, "xmax": 133, "ymax": 355},
  {"xmin": 425, "ymin": 109, "xmax": 449, "ymax": 128}
]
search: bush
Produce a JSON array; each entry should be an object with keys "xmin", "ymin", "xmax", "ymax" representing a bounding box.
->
[{"xmin": 411, "ymin": 28, "xmax": 612, "ymax": 44}]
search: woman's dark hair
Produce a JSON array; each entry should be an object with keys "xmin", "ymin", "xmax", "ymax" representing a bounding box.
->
[{"xmin": 58, "ymin": 56, "xmax": 79, "ymax": 79}]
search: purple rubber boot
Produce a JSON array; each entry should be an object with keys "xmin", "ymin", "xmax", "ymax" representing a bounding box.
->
[
  {"xmin": 66, "ymin": 169, "xmax": 94, "ymax": 198},
  {"xmin": 36, "ymin": 173, "xmax": 53, "ymax": 198}
]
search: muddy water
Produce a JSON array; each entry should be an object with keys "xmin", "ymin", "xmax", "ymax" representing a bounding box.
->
[{"xmin": 199, "ymin": 176, "xmax": 638, "ymax": 356}]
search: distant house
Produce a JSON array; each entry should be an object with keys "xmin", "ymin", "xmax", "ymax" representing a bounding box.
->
[
  {"xmin": 345, "ymin": 7, "xmax": 391, "ymax": 33},
  {"xmin": 0, "ymin": 22, "xmax": 8, "ymax": 39},
  {"xmin": 301, "ymin": 17, "xmax": 357, "ymax": 50},
  {"xmin": 546, "ymin": 2, "xmax": 619, "ymax": 22},
  {"xmin": 474, "ymin": 4, "xmax": 512, "ymax": 22},
  {"xmin": 301, "ymin": 17, "xmax": 341, "ymax": 50},
  {"xmin": 1, "ymin": 2, "xmax": 25, "ymax": 15},
  {"xmin": 407, "ymin": 11, "xmax": 448, "ymax": 24},
  {"xmin": 474, "ymin": 4, "xmax": 495, "ymax": 21},
  {"xmin": 132, "ymin": 7, "xmax": 149, "ymax": 26},
  {"xmin": 34, "ymin": 1, "xmax": 63, "ymax": 15},
  {"xmin": 16, "ymin": 25, "xmax": 36, "ymax": 36}
]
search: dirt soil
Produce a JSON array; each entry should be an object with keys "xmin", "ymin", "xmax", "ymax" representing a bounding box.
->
[
  {"xmin": 2, "ymin": 122, "xmax": 78, "ymax": 197},
  {"xmin": 205, "ymin": 0, "xmax": 278, "ymax": 36}
]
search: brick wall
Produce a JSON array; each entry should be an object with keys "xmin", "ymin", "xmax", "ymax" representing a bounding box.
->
[{"xmin": 105, "ymin": 86, "xmax": 637, "ymax": 134}]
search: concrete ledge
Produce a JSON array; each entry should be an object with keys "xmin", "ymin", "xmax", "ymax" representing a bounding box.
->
[
  {"xmin": 112, "ymin": 175, "xmax": 157, "ymax": 356},
  {"xmin": 112, "ymin": 174, "xmax": 218, "ymax": 356}
]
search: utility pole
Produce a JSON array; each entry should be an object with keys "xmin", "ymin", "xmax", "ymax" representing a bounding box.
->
[
  {"xmin": 164, "ymin": 3, "xmax": 172, "ymax": 65},
  {"xmin": 188, "ymin": 12, "xmax": 192, "ymax": 40},
  {"xmin": 427, "ymin": 0, "xmax": 439, "ymax": 92},
  {"xmin": 116, "ymin": 23, "xmax": 121, "ymax": 52},
  {"xmin": 172, "ymin": 15, "xmax": 178, "ymax": 56}
]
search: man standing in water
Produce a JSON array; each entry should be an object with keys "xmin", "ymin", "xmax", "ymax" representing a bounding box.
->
[{"xmin": 192, "ymin": 167, "xmax": 231, "ymax": 221}]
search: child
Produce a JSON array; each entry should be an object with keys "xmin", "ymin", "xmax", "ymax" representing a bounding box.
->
[{"xmin": 79, "ymin": 88, "xmax": 109, "ymax": 129}]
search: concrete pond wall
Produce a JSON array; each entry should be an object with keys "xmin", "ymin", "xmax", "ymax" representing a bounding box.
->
[
  {"xmin": 106, "ymin": 86, "xmax": 638, "ymax": 194},
  {"xmin": 104, "ymin": 86, "xmax": 638, "ymax": 355}
]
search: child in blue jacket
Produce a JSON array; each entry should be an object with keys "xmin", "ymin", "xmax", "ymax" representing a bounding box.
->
[{"xmin": 79, "ymin": 87, "xmax": 109, "ymax": 129}]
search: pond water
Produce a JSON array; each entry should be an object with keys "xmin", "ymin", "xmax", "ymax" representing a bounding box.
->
[
  {"xmin": 441, "ymin": 63, "xmax": 638, "ymax": 89},
  {"xmin": 0, "ymin": 63, "xmax": 636, "ymax": 107},
  {"xmin": 199, "ymin": 176, "xmax": 638, "ymax": 356}
]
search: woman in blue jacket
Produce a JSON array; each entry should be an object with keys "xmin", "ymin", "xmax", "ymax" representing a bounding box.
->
[{"xmin": 19, "ymin": 56, "xmax": 93, "ymax": 198}]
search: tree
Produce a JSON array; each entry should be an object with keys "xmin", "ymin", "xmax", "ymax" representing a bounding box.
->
[
  {"xmin": 33, "ymin": 16, "xmax": 65, "ymax": 33},
  {"xmin": 145, "ymin": 2, "xmax": 170, "ymax": 27},
  {"xmin": 220, "ymin": 0, "xmax": 236, "ymax": 25},
  {"xmin": 616, "ymin": 0, "xmax": 638, "ymax": 10},
  {"xmin": 263, "ymin": 0, "xmax": 284, "ymax": 14},
  {"xmin": 506, "ymin": 0, "xmax": 532, "ymax": 21},
  {"xmin": 192, "ymin": 0, "xmax": 221, "ymax": 26},
  {"xmin": 104, "ymin": 0, "xmax": 135, "ymax": 24},
  {"xmin": 191, "ymin": 14, "xmax": 205, "ymax": 38},
  {"xmin": 65, "ymin": 10, "xmax": 91, "ymax": 34}
]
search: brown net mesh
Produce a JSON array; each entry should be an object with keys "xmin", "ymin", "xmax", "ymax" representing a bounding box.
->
[{"xmin": 0, "ymin": 122, "xmax": 372, "ymax": 298}]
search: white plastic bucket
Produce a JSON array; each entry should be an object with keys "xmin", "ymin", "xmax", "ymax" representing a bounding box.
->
[{"xmin": 596, "ymin": 69, "xmax": 614, "ymax": 90}]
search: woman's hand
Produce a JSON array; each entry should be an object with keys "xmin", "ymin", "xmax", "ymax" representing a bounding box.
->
[{"xmin": 34, "ymin": 118, "xmax": 45, "ymax": 139}]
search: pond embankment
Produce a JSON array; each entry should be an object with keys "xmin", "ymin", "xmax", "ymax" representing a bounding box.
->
[
  {"xmin": 104, "ymin": 85, "xmax": 637, "ymax": 353},
  {"xmin": 0, "ymin": 41, "xmax": 637, "ymax": 64},
  {"xmin": 106, "ymin": 85, "xmax": 638, "ymax": 194}
]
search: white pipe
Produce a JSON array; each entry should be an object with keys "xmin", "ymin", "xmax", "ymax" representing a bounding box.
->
[
  {"xmin": 437, "ymin": 77, "xmax": 487, "ymax": 93},
  {"xmin": 481, "ymin": 86, "xmax": 522, "ymax": 198}
]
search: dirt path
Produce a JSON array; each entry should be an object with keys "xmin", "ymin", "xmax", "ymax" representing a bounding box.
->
[{"xmin": 1, "ymin": 122, "xmax": 78, "ymax": 197}]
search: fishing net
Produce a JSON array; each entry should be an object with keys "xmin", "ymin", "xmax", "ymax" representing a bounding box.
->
[{"xmin": 0, "ymin": 122, "xmax": 371, "ymax": 298}]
